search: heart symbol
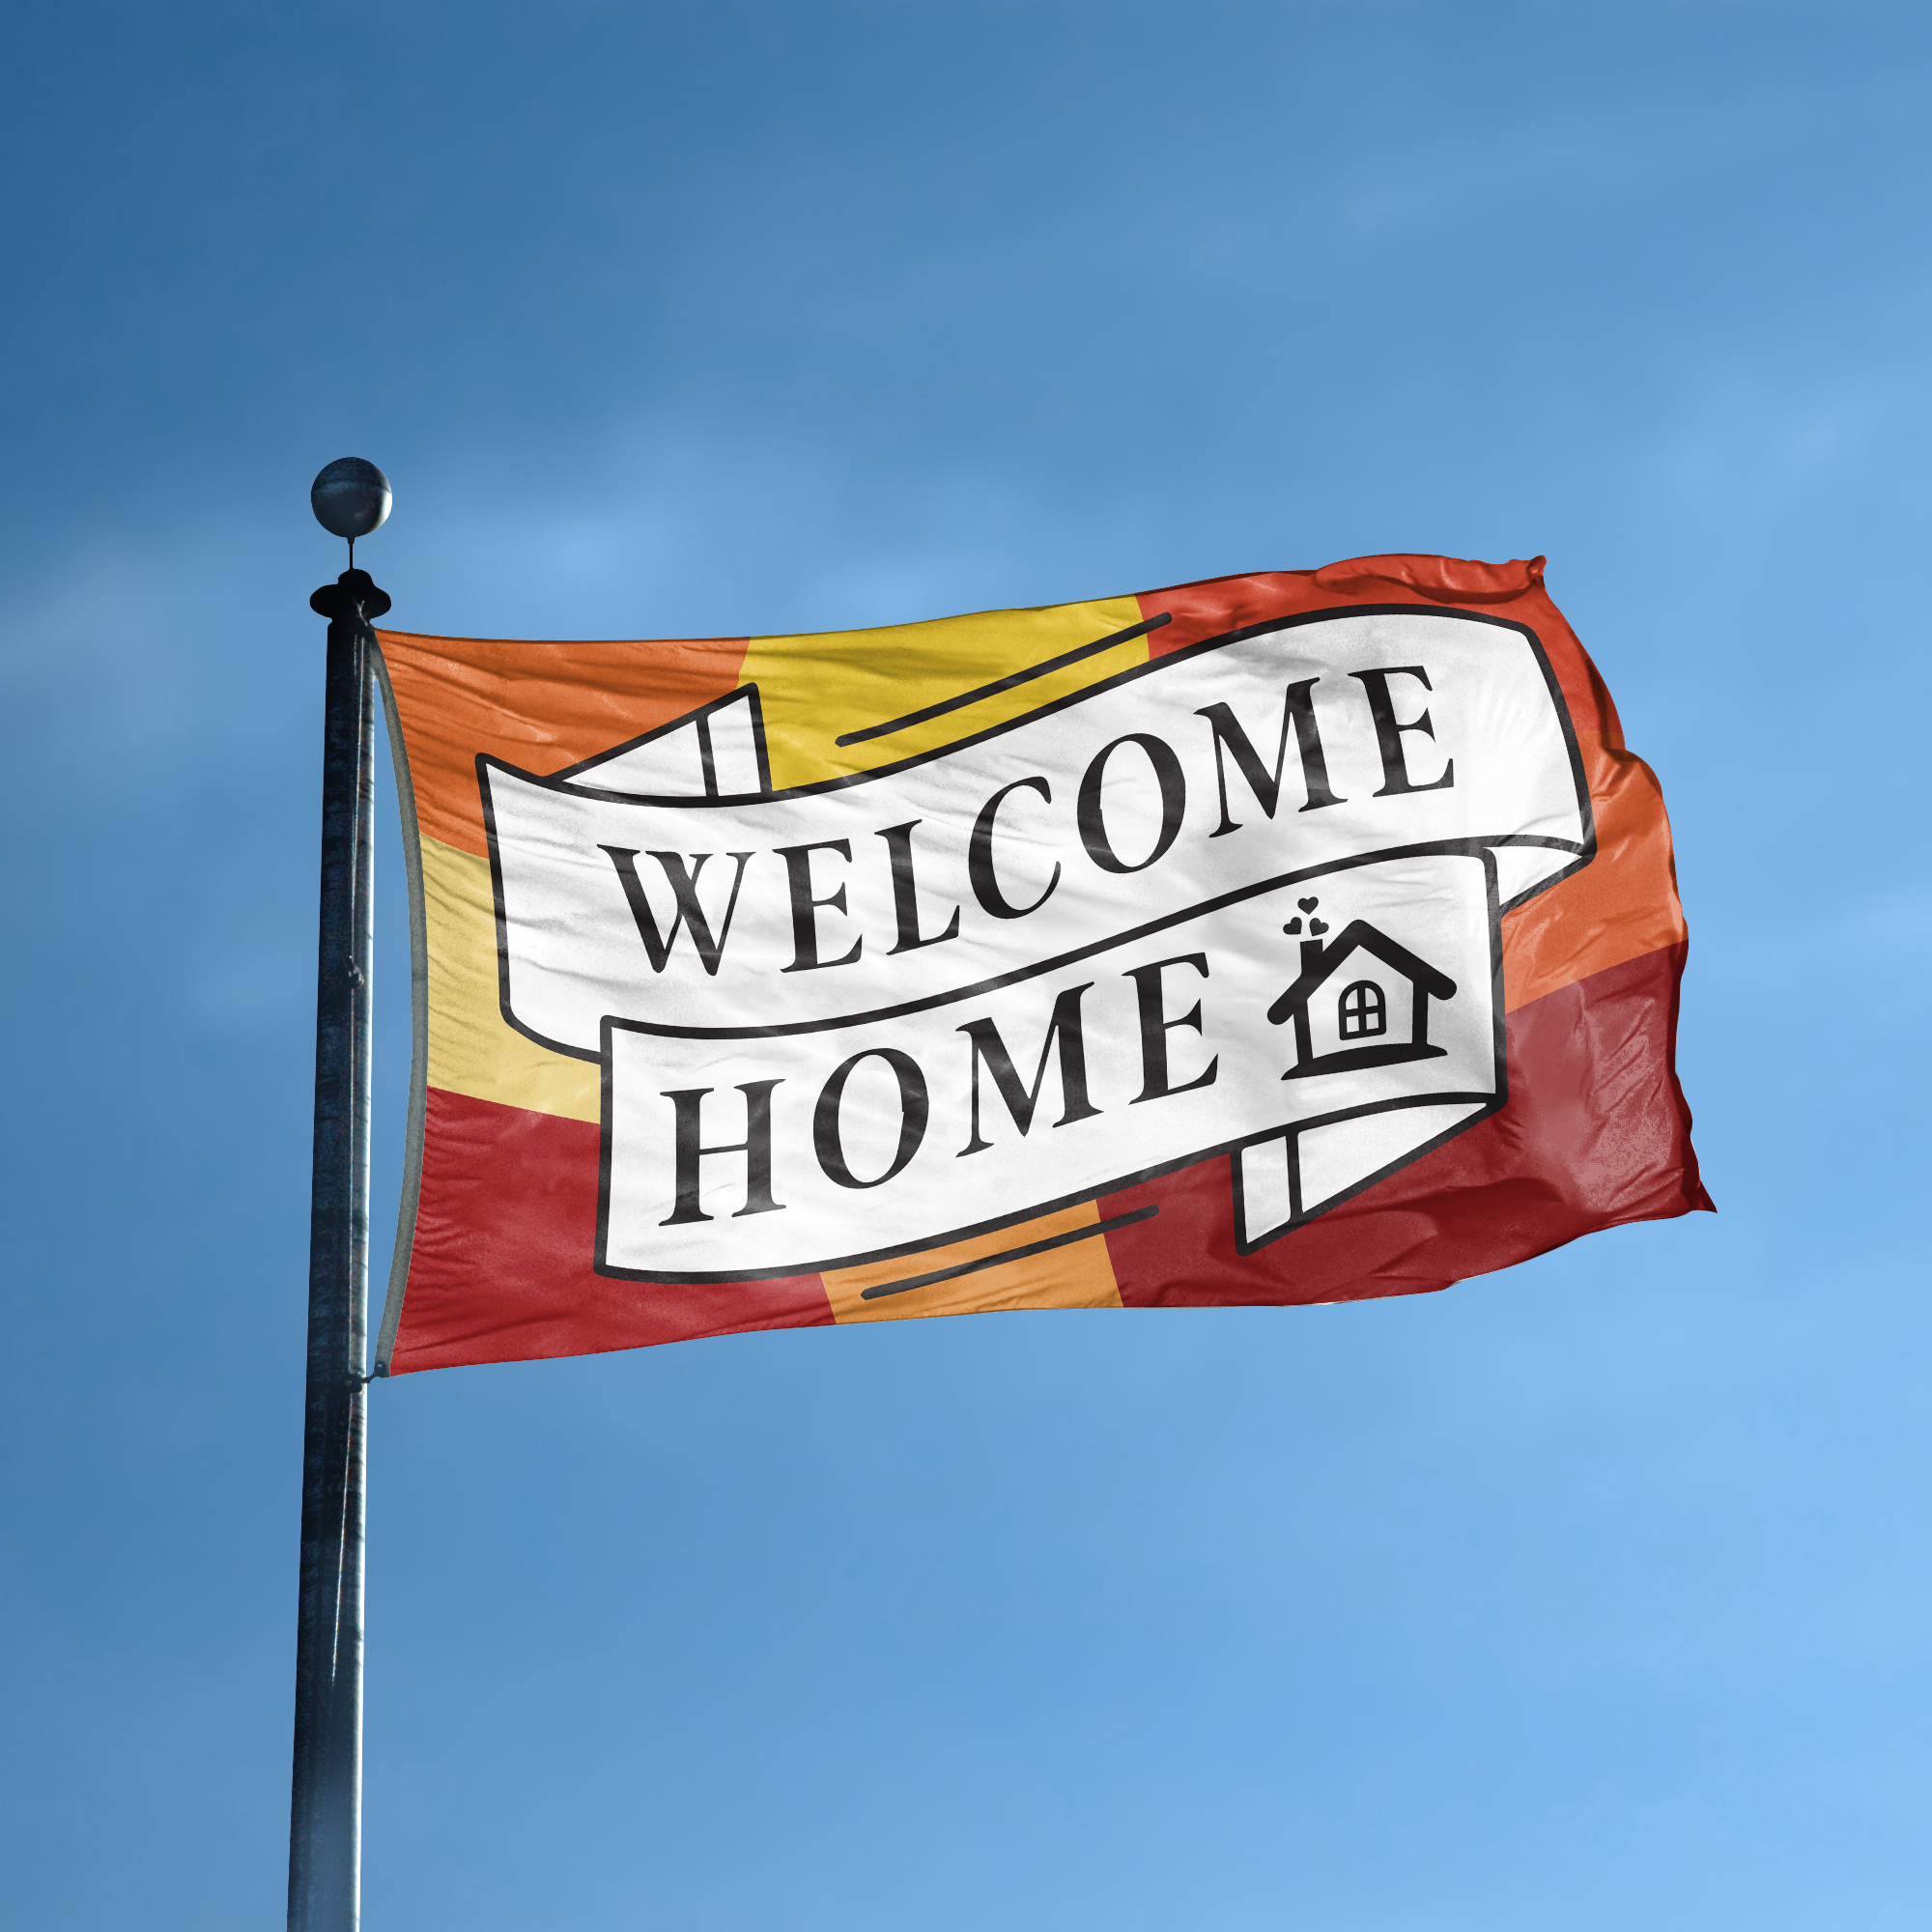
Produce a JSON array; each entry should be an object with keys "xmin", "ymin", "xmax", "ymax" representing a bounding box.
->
[
  {"xmin": 1297, "ymin": 896, "xmax": 1319, "ymax": 913},
  {"xmin": 1282, "ymin": 917, "xmax": 1302, "ymax": 934},
  {"xmin": 1309, "ymin": 917, "xmax": 1329, "ymax": 935}
]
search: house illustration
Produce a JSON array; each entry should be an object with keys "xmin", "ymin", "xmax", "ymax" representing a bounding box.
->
[{"xmin": 1265, "ymin": 920, "xmax": 1458, "ymax": 1080}]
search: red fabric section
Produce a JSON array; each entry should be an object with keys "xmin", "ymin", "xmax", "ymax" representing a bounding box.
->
[
  {"xmin": 388, "ymin": 1091, "xmax": 833, "ymax": 1374},
  {"xmin": 1133, "ymin": 554, "xmax": 1628, "ymax": 758},
  {"xmin": 392, "ymin": 943, "xmax": 1705, "ymax": 1372},
  {"xmin": 1136, "ymin": 555, "xmax": 1548, "ymax": 658},
  {"xmin": 1099, "ymin": 941, "xmax": 1710, "ymax": 1308}
]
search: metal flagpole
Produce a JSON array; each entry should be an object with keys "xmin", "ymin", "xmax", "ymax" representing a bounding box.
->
[{"xmin": 291, "ymin": 460, "xmax": 392, "ymax": 1932}]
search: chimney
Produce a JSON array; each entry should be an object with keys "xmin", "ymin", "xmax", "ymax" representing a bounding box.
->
[{"xmin": 1299, "ymin": 938, "xmax": 1325, "ymax": 975}]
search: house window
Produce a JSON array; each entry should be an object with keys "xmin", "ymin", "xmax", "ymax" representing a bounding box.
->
[{"xmin": 1338, "ymin": 980, "xmax": 1386, "ymax": 1039}]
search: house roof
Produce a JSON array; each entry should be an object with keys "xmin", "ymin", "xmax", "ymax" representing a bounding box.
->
[{"xmin": 1266, "ymin": 921, "xmax": 1458, "ymax": 1025}]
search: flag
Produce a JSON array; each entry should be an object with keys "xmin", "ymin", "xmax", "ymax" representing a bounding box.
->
[{"xmin": 370, "ymin": 554, "xmax": 1708, "ymax": 1375}]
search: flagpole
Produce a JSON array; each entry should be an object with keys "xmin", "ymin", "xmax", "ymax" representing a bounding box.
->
[{"xmin": 291, "ymin": 462, "xmax": 391, "ymax": 1932}]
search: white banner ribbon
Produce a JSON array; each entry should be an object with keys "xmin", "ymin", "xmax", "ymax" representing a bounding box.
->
[{"xmin": 480, "ymin": 608, "xmax": 1591, "ymax": 1275}]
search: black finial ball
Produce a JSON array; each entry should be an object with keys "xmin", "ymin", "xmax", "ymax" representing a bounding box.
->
[{"xmin": 310, "ymin": 457, "xmax": 392, "ymax": 541}]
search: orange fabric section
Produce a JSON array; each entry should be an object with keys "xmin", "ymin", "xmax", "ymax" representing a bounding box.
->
[
  {"xmin": 820, "ymin": 1202, "xmax": 1122, "ymax": 1323},
  {"xmin": 1502, "ymin": 734, "xmax": 1684, "ymax": 1011},
  {"xmin": 377, "ymin": 629, "xmax": 751, "ymax": 858}
]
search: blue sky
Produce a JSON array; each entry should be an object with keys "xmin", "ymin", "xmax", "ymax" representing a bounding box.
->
[{"xmin": 3, "ymin": 3, "xmax": 1929, "ymax": 1927}]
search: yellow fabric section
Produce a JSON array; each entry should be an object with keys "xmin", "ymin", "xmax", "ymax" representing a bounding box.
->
[
  {"xmin": 821, "ymin": 1203, "xmax": 1123, "ymax": 1323},
  {"xmin": 737, "ymin": 596, "xmax": 1147, "ymax": 788},
  {"xmin": 421, "ymin": 833, "xmax": 601, "ymax": 1122}
]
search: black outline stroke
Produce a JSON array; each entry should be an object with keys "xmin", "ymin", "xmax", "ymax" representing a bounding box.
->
[
  {"xmin": 834, "ymin": 611, "xmax": 1172, "ymax": 747},
  {"xmin": 857, "ymin": 1206, "xmax": 1159, "ymax": 1299}
]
